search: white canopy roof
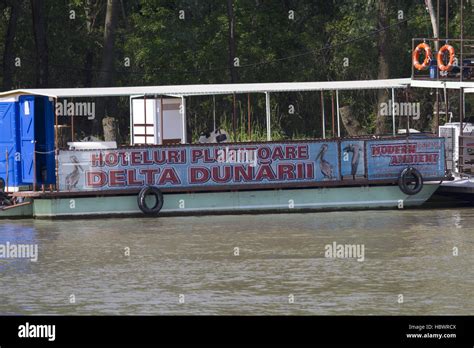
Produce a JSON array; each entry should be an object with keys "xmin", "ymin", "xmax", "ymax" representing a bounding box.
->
[
  {"xmin": 0, "ymin": 78, "xmax": 411, "ymax": 99},
  {"xmin": 9, "ymin": 77, "xmax": 474, "ymax": 98},
  {"xmin": 409, "ymin": 79, "xmax": 474, "ymax": 90}
]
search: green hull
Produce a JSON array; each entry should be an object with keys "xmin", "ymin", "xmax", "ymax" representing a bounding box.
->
[
  {"xmin": 0, "ymin": 203, "xmax": 33, "ymax": 218},
  {"xmin": 0, "ymin": 184, "xmax": 439, "ymax": 219}
]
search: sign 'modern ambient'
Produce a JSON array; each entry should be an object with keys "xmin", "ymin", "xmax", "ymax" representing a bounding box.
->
[{"xmin": 367, "ymin": 139, "xmax": 445, "ymax": 179}]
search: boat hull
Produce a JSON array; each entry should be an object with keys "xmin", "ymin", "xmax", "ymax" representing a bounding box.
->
[
  {"xmin": 0, "ymin": 202, "xmax": 33, "ymax": 218},
  {"xmin": 0, "ymin": 184, "xmax": 440, "ymax": 219},
  {"xmin": 435, "ymin": 178, "xmax": 474, "ymax": 203}
]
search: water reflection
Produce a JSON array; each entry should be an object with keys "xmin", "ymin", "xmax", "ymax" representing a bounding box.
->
[{"xmin": 0, "ymin": 223, "xmax": 38, "ymax": 273}]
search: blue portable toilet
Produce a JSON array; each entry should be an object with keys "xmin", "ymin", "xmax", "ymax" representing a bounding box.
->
[{"xmin": 0, "ymin": 92, "xmax": 55, "ymax": 191}]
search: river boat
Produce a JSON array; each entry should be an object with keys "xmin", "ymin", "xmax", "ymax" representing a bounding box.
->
[{"xmin": 0, "ymin": 79, "xmax": 447, "ymax": 218}]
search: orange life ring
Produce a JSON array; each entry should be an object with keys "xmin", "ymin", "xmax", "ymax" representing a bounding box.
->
[
  {"xmin": 437, "ymin": 44, "xmax": 455, "ymax": 72},
  {"xmin": 412, "ymin": 43, "xmax": 432, "ymax": 71}
]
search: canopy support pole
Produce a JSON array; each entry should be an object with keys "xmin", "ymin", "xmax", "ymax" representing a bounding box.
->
[
  {"xmin": 406, "ymin": 89, "xmax": 410, "ymax": 136},
  {"xmin": 436, "ymin": 88, "xmax": 440, "ymax": 135},
  {"xmin": 5, "ymin": 148, "xmax": 8, "ymax": 192},
  {"xmin": 460, "ymin": 87, "xmax": 464, "ymax": 173},
  {"xmin": 33, "ymin": 140, "xmax": 37, "ymax": 191},
  {"xmin": 247, "ymin": 93, "xmax": 251, "ymax": 140},
  {"xmin": 160, "ymin": 96, "xmax": 164, "ymax": 145},
  {"xmin": 320, "ymin": 91, "xmax": 326, "ymax": 139},
  {"xmin": 54, "ymin": 97, "xmax": 59, "ymax": 191},
  {"xmin": 392, "ymin": 88, "xmax": 396, "ymax": 136},
  {"xmin": 181, "ymin": 96, "xmax": 186, "ymax": 144},
  {"xmin": 212, "ymin": 95, "xmax": 216, "ymax": 131},
  {"xmin": 265, "ymin": 92, "xmax": 271, "ymax": 141},
  {"xmin": 129, "ymin": 96, "xmax": 134, "ymax": 145},
  {"xmin": 445, "ymin": 85, "xmax": 449, "ymax": 123},
  {"xmin": 143, "ymin": 94, "xmax": 147, "ymax": 145},
  {"xmin": 71, "ymin": 97, "xmax": 74, "ymax": 142},
  {"xmin": 232, "ymin": 94, "xmax": 237, "ymax": 140},
  {"xmin": 331, "ymin": 92, "xmax": 335, "ymax": 137},
  {"xmin": 336, "ymin": 90, "xmax": 340, "ymax": 137}
]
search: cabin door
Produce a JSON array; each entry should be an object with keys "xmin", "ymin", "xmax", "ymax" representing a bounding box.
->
[
  {"xmin": 0, "ymin": 103, "xmax": 17, "ymax": 188},
  {"xmin": 19, "ymin": 96, "xmax": 35, "ymax": 184}
]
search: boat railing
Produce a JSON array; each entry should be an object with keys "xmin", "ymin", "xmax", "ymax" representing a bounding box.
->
[{"xmin": 412, "ymin": 38, "xmax": 474, "ymax": 82}]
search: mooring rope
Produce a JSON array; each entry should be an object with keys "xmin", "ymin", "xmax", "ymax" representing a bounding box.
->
[{"xmin": 34, "ymin": 150, "xmax": 56, "ymax": 155}]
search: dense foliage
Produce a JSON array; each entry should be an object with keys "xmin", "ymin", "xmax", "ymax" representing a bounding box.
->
[{"xmin": 0, "ymin": 0, "xmax": 471, "ymax": 143}]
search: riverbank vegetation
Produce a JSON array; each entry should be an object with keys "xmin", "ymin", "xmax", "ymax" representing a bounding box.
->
[{"xmin": 1, "ymin": 0, "xmax": 472, "ymax": 143}]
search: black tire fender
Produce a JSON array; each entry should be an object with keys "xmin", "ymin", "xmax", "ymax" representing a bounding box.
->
[
  {"xmin": 137, "ymin": 186, "xmax": 164, "ymax": 215},
  {"xmin": 398, "ymin": 167, "xmax": 423, "ymax": 195}
]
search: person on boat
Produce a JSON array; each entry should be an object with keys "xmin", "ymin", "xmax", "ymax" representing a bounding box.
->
[{"xmin": 0, "ymin": 179, "xmax": 11, "ymax": 207}]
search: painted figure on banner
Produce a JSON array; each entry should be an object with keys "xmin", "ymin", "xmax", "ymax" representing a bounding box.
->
[
  {"xmin": 343, "ymin": 143, "xmax": 362, "ymax": 179},
  {"xmin": 315, "ymin": 144, "xmax": 333, "ymax": 179},
  {"xmin": 65, "ymin": 155, "xmax": 84, "ymax": 190}
]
